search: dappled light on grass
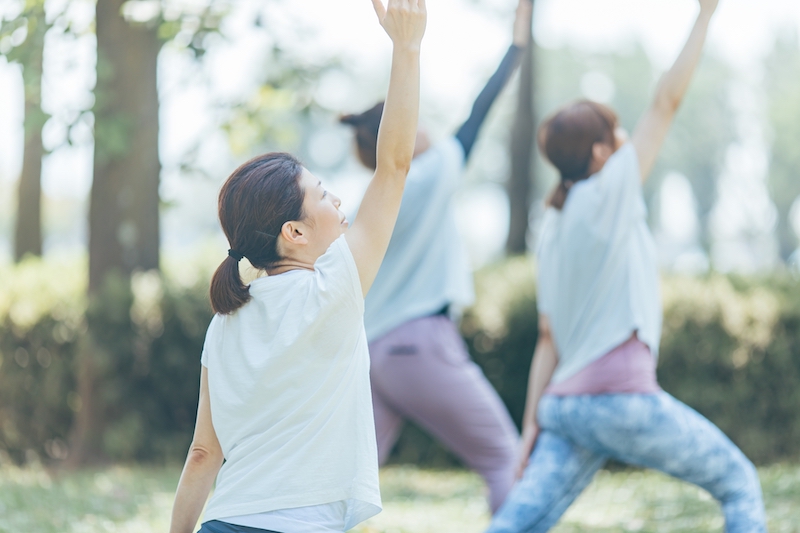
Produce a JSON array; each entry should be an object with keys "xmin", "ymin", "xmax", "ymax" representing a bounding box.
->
[
  {"xmin": 0, "ymin": 464, "xmax": 178, "ymax": 533},
  {"xmin": 1, "ymin": 463, "xmax": 798, "ymax": 532}
]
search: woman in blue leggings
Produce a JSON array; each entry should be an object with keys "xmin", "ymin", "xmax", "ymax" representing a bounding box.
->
[{"xmin": 487, "ymin": 1, "xmax": 766, "ymax": 532}]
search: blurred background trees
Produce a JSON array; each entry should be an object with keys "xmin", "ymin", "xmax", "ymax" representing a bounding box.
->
[
  {"xmin": 1, "ymin": 0, "xmax": 50, "ymax": 261},
  {"xmin": 765, "ymin": 32, "xmax": 800, "ymax": 262},
  {"xmin": 505, "ymin": 1, "xmax": 534, "ymax": 255}
]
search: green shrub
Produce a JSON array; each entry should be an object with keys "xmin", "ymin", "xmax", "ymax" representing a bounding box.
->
[
  {"xmin": 0, "ymin": 258, "xmax": 213, "ymax": 464},
  {"xmin": 1, "ymin": 255, "xmax": 799, "ymax": 466},
  {"xmin": 389, "ymin": 258, "xmax": 800, "ymax": 467}
]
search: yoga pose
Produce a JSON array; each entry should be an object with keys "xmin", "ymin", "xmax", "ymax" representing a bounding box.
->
[
  {"xmin": 340, "ymin": 0, "xmax": 532, "ymax": 513},
  {"xmin": 487, "ymin": 1, "xmax": 767, "ymax": 532},
  {"xmin": 168, "ymin": 2, "xmax": 426, "ymax": 532}
]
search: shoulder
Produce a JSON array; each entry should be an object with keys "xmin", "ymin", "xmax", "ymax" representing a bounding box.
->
[
  {"xmin": 412, "ymin": 137, "xmax": 465, "ymax": 171},
  {"xmin": 440, "ymin": 136, "xmax": 466, "ymax": 164},
  {"xmin": 313, "ymin": 235, "xmax": 363, "ymax": 307},
  {"xmin": 535, "ymin": 208, "xmax": 560, "ymax": 256},
  {"xmin": 597, "ymin": 143, "xmax": 640, "ymax": 184}
]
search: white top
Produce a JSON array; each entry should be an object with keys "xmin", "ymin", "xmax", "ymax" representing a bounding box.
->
[
  {"xmin": 536, "ymin": 144, "xmax": 662, "ymax": 384},
  {"xmin": 222, "ymin": 500, "xmax": 353, "ymax": 533},
  {"xmin": 364, "ymin": 136, "xmax": 475, "ymax": 342},
  {"xmin": 200, "ymin": 235, "xmax": 381, "ymax": 529}
]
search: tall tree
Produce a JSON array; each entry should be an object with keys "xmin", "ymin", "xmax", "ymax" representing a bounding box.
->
[
  {"xmin": 1, "ymin": 0, "xmax": 49, "ymax": 261},
  {"xmin": 764, "ymin": 33, "xmax": 800, "ymax": 262},
  {"xmin": 70, "ymin": 0, "xmax": 226, "ymax": 465},
  {"xmin": 69, "ymin": 0, "xmax": 162, "ymax": 465},
  {"xmin": 88, "ymin": 0, "xmax": 161, "ymax": 292},
  {"xmin": 505, "ymin": 1, "xmax": 534, "ymax": 255}
]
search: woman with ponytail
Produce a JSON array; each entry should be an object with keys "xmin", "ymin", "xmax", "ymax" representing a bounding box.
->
[
  {"xmin": 487, "ymin": 1, "xmax": 766, "ymax": 531},
  {"xmin": 169, "ymin": 2, "xmax": 426, "ymax": 532},
  {"xmin": 340, "ymin": 0, "xmax": 532, "ymax": 513}
]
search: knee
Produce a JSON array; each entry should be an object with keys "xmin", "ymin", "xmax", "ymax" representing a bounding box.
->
[{"xmin": 720, "ymin": 454, "xmax": 762, "ymax": 502}]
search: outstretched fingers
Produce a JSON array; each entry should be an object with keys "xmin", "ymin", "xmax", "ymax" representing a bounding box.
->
[{"xmin": 371, "ymin": 0, "xmax": 386, "ymax": 21}]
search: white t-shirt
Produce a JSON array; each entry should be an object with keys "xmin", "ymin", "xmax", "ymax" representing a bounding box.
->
[
  {"xmin": 536, "ymin": 143, "xmax": 662, "ymax": 384},
  {"xmin": 364, "ymin": 137, "xmax": 475, "ymax": 342},
  {"xmin": 200, "ymin": 235, "xmax": 381, "ymax": 530}
]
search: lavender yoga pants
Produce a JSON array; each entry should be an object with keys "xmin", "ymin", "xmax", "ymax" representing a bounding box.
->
[{"xmin": 369, "ymin": 315, "xmax": 519, "ymax": 512}]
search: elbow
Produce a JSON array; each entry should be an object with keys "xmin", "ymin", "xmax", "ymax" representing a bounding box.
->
[
  {"xmin": 394, "ymin": 159, "xmax": 412, "ymax": 177},
  {"xmin": 653, "ymin": 87, "xmax": 681, "ymax": 116},
  {"xmin": 187, "ymin": 443, "xmax": 223, "ymax": 469},
  {"xmin": 379, "ymin": 156, "xmax": 412, "ymax": 180}
]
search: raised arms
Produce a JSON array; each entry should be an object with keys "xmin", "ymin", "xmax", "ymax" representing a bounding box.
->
[
  {"xmin": 632, "ymin": 0, "xmax": 719, "ymax": 181},
  {"xmin": 346, "ymin": 0, "xmax": 427, "ymax": 296},
  {"xmin": 455, "ymin": 0, "xmax": 532, "ymax": 159}
]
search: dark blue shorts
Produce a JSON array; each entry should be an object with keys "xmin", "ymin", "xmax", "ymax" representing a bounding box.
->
[{"xmin": 197, "ymin": 520, "xmax": 281, "ymax": 533}]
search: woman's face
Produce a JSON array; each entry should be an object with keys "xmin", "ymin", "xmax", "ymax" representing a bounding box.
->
[{"xmin": 295, "ymin": 168, "xmax": 348, "ymax": 259}]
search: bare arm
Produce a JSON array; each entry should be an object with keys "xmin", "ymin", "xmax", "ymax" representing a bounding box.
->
[
  {"xmin": 170, "ymin": 367, "xmax": 224, "ymax": 533},
  {"xmin": 632, "ymin": 0, "xmax": 719, "ymax": 181},
  {"xmin": 516, "ymin": 314, "xmax": 558, "ymax": 478},
  {"xmin": 346, "ymin": 0, "xmax": 426, "ymax": 296}
]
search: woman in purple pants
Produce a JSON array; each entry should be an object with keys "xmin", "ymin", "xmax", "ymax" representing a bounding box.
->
[{"xmin": 340, "ymin": 0, "xmax": 533, "ymax": 513}]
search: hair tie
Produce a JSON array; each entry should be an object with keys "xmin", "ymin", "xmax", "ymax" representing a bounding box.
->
[{"xmin": 228, "ymin": 249, "xmax": 244, "ymax": 261}]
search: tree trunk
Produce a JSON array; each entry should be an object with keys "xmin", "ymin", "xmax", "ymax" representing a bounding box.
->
[
  {"xmin": 70, "ymin": 0, "xmax": 161, "ymax": 466},
  {"xmin": 505, "ymin": 33, "xmax": 535, "ymax": 255},
  {"xmin": 13, "ymin": 20, "xmax": 47, "ymax": 261},
  {"xmin": 89, "ymin": 0, "xmax": 161, "ymax": 292}
]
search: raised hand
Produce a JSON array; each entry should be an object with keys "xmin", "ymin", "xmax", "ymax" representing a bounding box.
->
[
  {"xmin": 513, "ymin": 0, "xmax": 533, "ymax": 48},
  {"xmin": 371, "ymin": 0, "xmax": 427, "ymax": 50}
]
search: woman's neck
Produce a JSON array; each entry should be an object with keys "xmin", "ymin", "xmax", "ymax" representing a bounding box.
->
[{"xmin": 266, "ymin": 260, "xmax": 315, "ymax": 276}]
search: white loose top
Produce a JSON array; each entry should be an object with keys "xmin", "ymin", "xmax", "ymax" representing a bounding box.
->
[
  {"xmin": 200, "ymin": 235, "xmax": 381, "ymax": 528},
  {"xmin": 536, "ymin": 144, "xmax": 662, "ymax": 384},
  {"xmin": 364, "ymin": 137, "xmax": 475, "ymax": 342}
]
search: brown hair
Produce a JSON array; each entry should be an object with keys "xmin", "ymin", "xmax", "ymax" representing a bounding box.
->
[
  {"xmin": 209, "ymin": 153, "xmax": 305, "ymax": 315},
  {"xmin": 340, "ymin": 102, "xmax": 384, "ymax": 170},
  {"xmin": 539, "ymin": 100, "xmax": 618, "ymax": 209}
]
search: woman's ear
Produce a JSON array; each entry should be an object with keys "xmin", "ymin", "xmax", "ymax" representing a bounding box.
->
[
  {"xmin": 280, "ymin": 220, "xmax": 308, "ymax": 246},
  {"xmin": 589, "ymin": 142, "xmax": 614, "ymax": 173}
]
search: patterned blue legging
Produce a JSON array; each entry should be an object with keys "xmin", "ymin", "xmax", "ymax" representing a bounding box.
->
[{"xmin": 487, "ymin": 393, "xmax": 766, "ymax": 533}]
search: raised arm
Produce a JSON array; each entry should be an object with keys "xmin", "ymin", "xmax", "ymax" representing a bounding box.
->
[
  {"xmin": 632, "ymin": 0, "xmax": 719, "ymax": 181},
  {"xmin": 346, "ymin": 0, "xmax": 426, "ymax": 295},
  {"xmin": 170, "ymin": 367, "xmax": 224, "ymax": 533},
  {"xmin": 516, "ymin": 314, "xmax": 558, "ymax": 478},
  {"xmin": 455, "ymin": 0, "xmax": 532, "ymax": 159}
]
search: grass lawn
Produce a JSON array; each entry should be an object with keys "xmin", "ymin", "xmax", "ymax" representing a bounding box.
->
[{"xmin": 1, "ymin": 462, "xmax": 798, "ymax": 533}]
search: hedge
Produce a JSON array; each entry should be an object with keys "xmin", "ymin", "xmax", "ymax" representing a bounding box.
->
[{"xmin": 1, "ymin": 256, "xmax": 799, "ymax": 466}]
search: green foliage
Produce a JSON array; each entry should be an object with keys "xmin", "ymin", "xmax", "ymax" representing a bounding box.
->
[
  {"xmin": 0, "ymin": 258, "xmax": 213, "ymax": 464},
  {"xmin": 389, "ymin": 258, "xmax": 800, "ymax": 467},
  {"xmin": 2, "ymin": 256, "xmax": 800, "ymax": 466}
]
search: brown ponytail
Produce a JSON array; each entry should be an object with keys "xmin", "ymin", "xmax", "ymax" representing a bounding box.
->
[
  {"xmin": 340, "ymin": 102, "xmax": 384, "ymax": 170},
  {"xmin": 209, "ymin": 153, "xmax": 305, "ymax": 315},
  {"xmin": 539, "ymin": 100, "xmax": 618, "ymax": 210}
]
